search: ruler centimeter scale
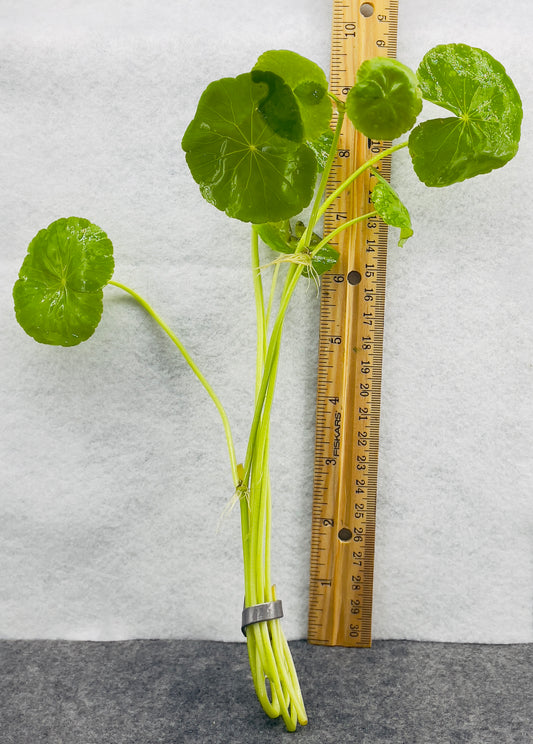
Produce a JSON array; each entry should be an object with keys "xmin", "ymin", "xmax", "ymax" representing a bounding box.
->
[{"xmin": 308, "ymin": 0, "xmax": 399, "ymax": 647}]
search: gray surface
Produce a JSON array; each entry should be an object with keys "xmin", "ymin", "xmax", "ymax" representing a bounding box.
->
[{"xmin": 0, "ymin": 639, "xmax": 530, "ymax": 743}]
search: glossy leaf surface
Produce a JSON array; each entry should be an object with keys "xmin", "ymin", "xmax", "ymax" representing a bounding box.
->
[
  {"xmin": 371, "ymin": 179, "xmax": 413, "ymax": 246},
  {"xmin": 409, "ymin": 44, "xmax": 523, "ymax": 186},
  {"xmin": 346, "ymin": 57, "xmax": 422, "ymax": 140},
  {"xmin": 253, "ymin": 50, "xmax": 332, "ymax": 142},
  {"xmin": 251, "ymin": 69, "xmax": 303, "ymax": 143},
  {"xmin": 182, "ymin": 73, "xmax": 317, "ymax": 223},
  {"xmin": 13, "ymin": 217, "xmax": 114, "ymax": 346},
  {"xmin": 307, "ymin": 129, "xmax": 334, "ymax": 172}
]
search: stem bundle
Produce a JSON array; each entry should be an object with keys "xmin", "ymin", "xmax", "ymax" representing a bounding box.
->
[{"xmin": 109, "ymin": 130, "xmax": 403, "ymax": 731}]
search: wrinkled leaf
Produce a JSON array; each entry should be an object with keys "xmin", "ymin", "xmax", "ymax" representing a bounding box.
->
[
  {"xmin": 13, "ymin": 217, "xmax": 114, "ymax": 346},
  {"xmin": 253, "ymin": 50, "xmax": 332, "ymax": 142},
  {"xmin": 346, "ymin": 57, "xmax": 422, "ymax": 140},
  {"xmin": 371, "ymin": 179, "xmax": 413, "ymax": 247},
  {"xmin": 409, "ymin": 44, "xmax": 523, "ymax": 186},
  {"xmin": 182, "ymin": 73, "xmax": 317, "ymax": 223}
]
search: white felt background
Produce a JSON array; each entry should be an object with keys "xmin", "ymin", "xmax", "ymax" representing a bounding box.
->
[{"xmin": 1, "ymin": 0, "xmax": 531, "ymax": 643}]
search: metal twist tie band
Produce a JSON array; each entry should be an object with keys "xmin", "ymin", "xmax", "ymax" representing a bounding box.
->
[{"xmin": 241, "ymin": 599, "xmax": 283, "ymax": 636}]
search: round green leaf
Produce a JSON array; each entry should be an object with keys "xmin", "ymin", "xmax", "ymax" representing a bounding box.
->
[
  {"xmin": 409, "ymin": 44, "xmax": 523, "ymax": 187},
  {"xmin": 181, "ymin": 73, "xmax": 317, "ymax": 224},
  {"xmin": 253, "ymin": 50, "xmax": 332, "ymax": 142},
  {"xmin": 13, "ymin": 217, "xmax": 114, "ymax": 346},
  {"xmin": 346, "ymin": 57, "xmax": 422, "ymax": 140}
]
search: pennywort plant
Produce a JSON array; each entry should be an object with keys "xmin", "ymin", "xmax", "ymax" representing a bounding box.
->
[{"xmin": 13, "ymin": 44, "xmax": 521, "ymax": 731}]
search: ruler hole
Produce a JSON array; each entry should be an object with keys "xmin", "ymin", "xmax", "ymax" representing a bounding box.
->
[
  {"xmin": 338, "ymin": 527, "xmax": 352, "ymax": 542},
  {"xmin": 360, "ymin": 2, "xmax": 374, "ymax": 17},
  {"xmin": 347, "ymin": 270, "xmax": 362, "ymax": 285}
]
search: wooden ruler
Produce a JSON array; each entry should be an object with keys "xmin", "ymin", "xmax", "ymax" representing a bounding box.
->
[{"xmin": 308, "ymin": 0, "xmax": 399, "ymax": 647}]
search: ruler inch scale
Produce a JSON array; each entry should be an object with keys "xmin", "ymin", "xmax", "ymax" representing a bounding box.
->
[{"xmin": 308, "ymin": 0, "xmax": 399, "ymax": 648}]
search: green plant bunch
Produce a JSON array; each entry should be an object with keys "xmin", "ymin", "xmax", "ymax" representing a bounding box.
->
[{"xmin": 13, "ymin": 44, "xmax": 521, "ymax": 731}]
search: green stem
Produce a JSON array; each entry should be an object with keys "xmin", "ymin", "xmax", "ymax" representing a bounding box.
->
[
  {"xmin": 241, "ymin": 123, "xmax": 350, "ymax": 488},
  {"xmin": 108, "ymin": 280, "xmax": 239, "ymax": 487},
  {"xmin": 243, "ymin": 232, "xmax": 307, "ymax": 729},
  {"xmin": 244, "ymin": 139, "xmax": 400, "ymax": 528},
  {"xmin": 328, "ymin": 91, "xmax": 345, "ymax": 111},
  {"xmin": 241, "ymin": 119, "xmax": 351, "ymax": 481},
  {"xmin": 310, "ymin": 210, "xmax": 378, "ymax": 257},
  {"xmin": 251, "ymin": 227, "xmax": 267, "ymax": 396},
  {"xmin": 239, "ymin": 125, "xmax": 405, "ymax": 734},
  {"xmin": 265, "ymin": 263, "xmax": 280, "ymax": 330},
  {"xmin": 241, "ymin": 262, "xmax": 304, "ymax": 485},
  {"xmin": 298, "ymin": 110, "xmax": 345, "ymax": 256},
  {"xmin": 317, "ymin": 140, "xmax": 408, "ymax": 221},
  {"xmin": 247, "ymin": 226, "xmax": 268, "ymax": 610}
]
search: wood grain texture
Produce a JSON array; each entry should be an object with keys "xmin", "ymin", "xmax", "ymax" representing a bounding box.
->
[{"xmin": 308, "ymin": 0, "xmax": 398, "ymax": 647}]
